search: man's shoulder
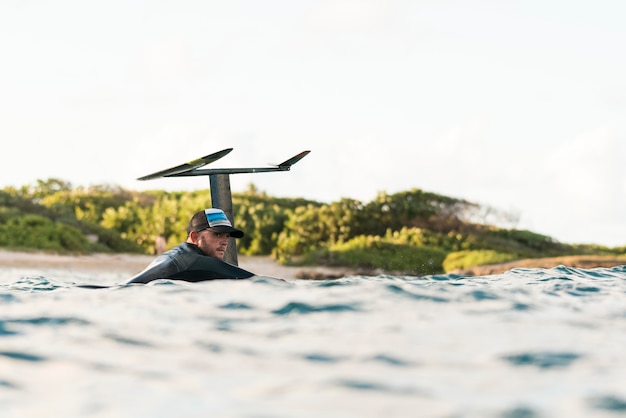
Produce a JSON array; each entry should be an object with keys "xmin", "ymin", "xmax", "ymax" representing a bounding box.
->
[
  {"xmin": 162, "ymin": 242, "xmax": 203, "ymax": 269},
  {"xmin": 166, "ymin": 242, "xmax": 202, "ymax": 255}
]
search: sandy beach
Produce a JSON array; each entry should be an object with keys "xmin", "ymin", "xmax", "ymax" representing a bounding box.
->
[
  {"xmin": 449, "ymin": 254, "xmax": 626, "ymax": 276},
  {"xmin": 1, "ymin": 249, "xmax": 624, "ymax": 280},
  {"xmin": 0, "ymin": 249, "xmax": 354, "ymax": 281}
]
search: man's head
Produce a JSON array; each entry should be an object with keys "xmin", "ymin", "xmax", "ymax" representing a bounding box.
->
[
  {"xmin": 187, "ymin": 208, "xmax": 244, "ymax": 238},
  {"xmin": 186, "ymin": 209, "xmax": 244, "ymax": 259}
]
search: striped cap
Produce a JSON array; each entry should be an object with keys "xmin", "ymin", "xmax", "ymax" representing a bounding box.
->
[{"xmin": 187, "ymin": 208, "xmax": 244, "ymax": 238}]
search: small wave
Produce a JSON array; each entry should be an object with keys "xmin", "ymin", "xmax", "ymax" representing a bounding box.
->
[
  {"xmin": 0, "ymin": 379, "xmax": 18, "ymax": 389},
  {"xmin": 6, "ymin": 276, "xmax": 65, "ymax": 292},
  {"xmin": 0, "ymin": 316, "xmax": 89, "ymax": 337},
  {"xmin": 385, "ymin": 284, "xmax": 449, "ymax": 303},
  {"xmin": 368, "ymin": 354, "xmax": 414, "ymax": 367},
  {"xmin": 302, "ymin": 353, "xmax": 343, "ymax": 363},
  {"xmin": 590, "ymin": 395, "xmax": 626, "ymax": 411},
  {"xmin": 196, "ymin": 341, "xmax": 223, "ymax": 353},
  {"xmin": 467, "ymin": 289, "xmax": 500, "ymax": 301},
  {"xmin": 272, "ymin": 301, "xmax": 360, "ymax": 315},
  {"xmin": 574, "ymin": 286, "xmax": 601, "ymax": 293},
  {"xmin": 429, "ymin": 273, "xmax": 464, "ymax": 281},
  {"xmin": 250, "ymin": 276, "xmax": 293, "ymax": 286},
  {"xmin": 313, "ymin": 278, "xmax": 361, "ymax": 287},
  {"xmin": 7, "ymin": 316, "xmax": 89, "ymax": 326},
  {"xmin": 0, "ymin": 322, "xmax": 19, "ymax": 336},
  {"xmin": 503, "ymin": 264, "xmax": 626, "ymax": 281},
  {"xmin": 0, "ymin": 351, "xmax": 46, "ymax": 362},
  {"xmin": 0, "ymin": 293, "xmax": 18, "ymax": 304},
  {"xmin": 219, "ymin": 302, "xmax": 254, "ymax": 310},
  {"xmin": 334, "ymin": 379, "xmax": 418, "ymax": 395},
  {"xmin": 501, "ymin": 406, "xmax": 539, "ymax": 418},
  {"xmin": 104, "ymin": 333, "xmax": 153, "ymax": 347},
  {"xmin": 501, "ymin": 351, "xmax": 582, "ymax": 369}
]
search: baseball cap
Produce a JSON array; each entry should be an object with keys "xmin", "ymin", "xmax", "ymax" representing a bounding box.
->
[{"xmin": 187, "ymin": 208, "xmax": 244, "ymax": 238}]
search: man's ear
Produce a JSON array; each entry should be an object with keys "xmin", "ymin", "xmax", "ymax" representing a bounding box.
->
[{"xmin": 188, "ymin": 230, "xmax": 200, "ymax": 244}]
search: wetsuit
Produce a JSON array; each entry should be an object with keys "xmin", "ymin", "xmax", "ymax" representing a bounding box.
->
[{"xmin": 127, "ymin": 242, "xmax": 255, "ymax": 284}]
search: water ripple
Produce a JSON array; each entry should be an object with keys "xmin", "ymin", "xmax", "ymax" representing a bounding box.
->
[
  {"xmin": 0, "ymin": 379, "xmax": 18, "ymax": 389},
  {"xmin": 272, "ymin": 302, "xmax": 360, "ymax": 315},
  {"xmin": 104, "ymin": 333, "xmax": 154, "ymax": 347},
  {"xmin": 385, "ymin": 284, "xmax": 449, "ymax": 302},
  {"xmin": 501, "ymin": 406, "xmax": 539, "ymax": 418},
  {"xmin": 335, "ymin": 379, "xmax": 418, "ymax": 395},
  {"xmin": 368, "ymin": 354, "xmax": 414, "ymax": 367},
  {"xmin": 8, "ymin": 316, "xmax": 89, "ymax": 326},
  {"xmin": 0, "ymin": 261, "xmax": 625, "ymax": 417},
  {"xmin": 0, "ymin": 316, "xmax": 89, "ymax": 337},
  {"xmin": 0, "ymin": 351, "xmax": 47, "ymax": 362},
  {"xmin": 0, "ymin": 322, "xmax": 19, "ymax": 336},
  {"xmin": 0, "ymin": 293, "xmax": 18, "ymax": 303},
  {"xmin": 502, "ymin": 351, "xmax": 582, "ymax": 369},
  {"xmin": 7, "ymin": 276, "xmax": 64, "ymax": 292},
  {"xmin": 591, "ymin": 395, "xmax": 626, "ymax": 411},
  {"xmin": 468, "ymin": 289, "xmax": 499, "ymax": 301},
  {"xmin": 302, "ymin": 353, "xmax": 342, "ymax": 363},
  {"xmin": 219, "ymin": 302, "xmax": 254, "ymax": 310}
]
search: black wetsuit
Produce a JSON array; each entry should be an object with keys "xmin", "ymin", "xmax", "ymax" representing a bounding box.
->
[{"xmin": 127, "ymin": 242, "xmax": 255, "ymax": 284}]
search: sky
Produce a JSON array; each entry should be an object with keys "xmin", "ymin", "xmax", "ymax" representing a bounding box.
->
[{"xmin": 1, "ymin": 0, "xmax": 625, "ymax": 247}]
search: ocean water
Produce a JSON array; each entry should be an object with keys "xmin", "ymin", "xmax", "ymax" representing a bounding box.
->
[{"xmin": 1, "ymin": 265, "xmax": 626, "ymax": 418}]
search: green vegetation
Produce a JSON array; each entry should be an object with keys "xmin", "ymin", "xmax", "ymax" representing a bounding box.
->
[
  {"xmin": 1, "ymin": 178, "xmax": 624, "ymax": 274},
  {"xmin": 442, "ymin": 250, "xmax": 520, "ymax": 272},
  {"xmin": 306, "ymin": 236, "xmax": 448, "ymax": 276}
]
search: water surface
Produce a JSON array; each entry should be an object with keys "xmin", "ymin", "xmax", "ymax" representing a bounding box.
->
[{"xmin": 1, "ymin": 265, "xmax": 626, "ymax": 417}]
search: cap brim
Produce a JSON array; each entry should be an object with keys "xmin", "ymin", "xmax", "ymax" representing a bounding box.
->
[{"xmin": 210, "ymin": 226, "xmax": 244, "ymax": 238}]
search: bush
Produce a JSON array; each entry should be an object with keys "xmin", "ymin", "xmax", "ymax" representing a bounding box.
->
[
  {"xmin": 233, "ymin": 202, "xmax": 289, "ymax": 255},
  {"xmin": 383, "ymin": 227, "xmax": 469, "ymax": 251},
  {"xmin": 308, "ymin": 235, "xmax": 447, "ymax": 275},
  {"xmin": 474, "ymin": 228, "xmax": 569, "ymax": 256},
  {"xmin": 443, "ymin": 250, "xmax": 519, "ymax": 272},
  {"xmin": 0, "ymin": 214, "xmax": 90, "ymax": 252}
]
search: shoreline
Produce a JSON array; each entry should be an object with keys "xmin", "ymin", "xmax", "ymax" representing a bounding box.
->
[
  {"xmin": 0, "ymin": 249, "xmax": 354, "ymax": 281},
  {"xmin": 1, "ymin": 249, "xmax": 624, "ymax": 280},
  {"xmin": 450, "ymin": 254, "xmax": 626, "ymax": 276}
]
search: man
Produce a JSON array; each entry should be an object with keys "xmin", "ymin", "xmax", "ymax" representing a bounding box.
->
[{"xmin": 127, "ymin": 208, "xmax": 255, "ymax": 284}]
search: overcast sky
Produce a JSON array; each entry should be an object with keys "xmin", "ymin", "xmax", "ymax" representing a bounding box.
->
[{"xmin": 1, "ymin": 0, "xmax": 625, "ymax": 247}]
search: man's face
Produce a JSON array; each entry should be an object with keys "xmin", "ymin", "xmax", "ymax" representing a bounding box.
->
[{"xmin": 193, "ymin": 229, "xmax": 230, "ymax": 259}]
